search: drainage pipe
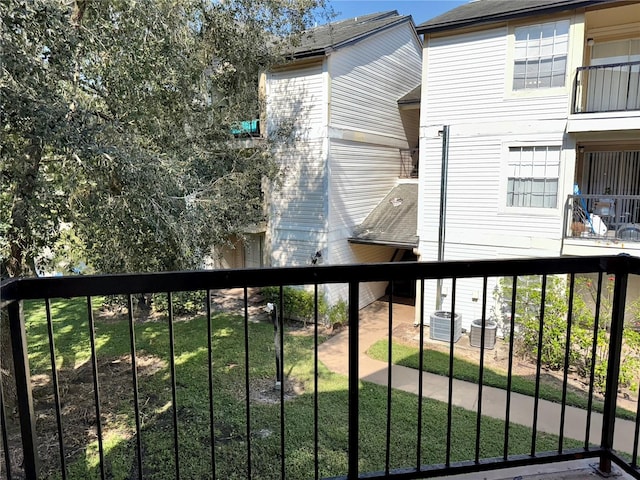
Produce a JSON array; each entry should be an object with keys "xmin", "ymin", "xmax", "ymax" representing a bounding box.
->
[{"xmin": 436, "ymin": 125, "xmax": 450, "ymax": 310}]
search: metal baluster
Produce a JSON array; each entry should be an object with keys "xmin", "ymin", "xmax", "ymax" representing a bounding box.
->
[
  {"xmin": 279, "ymin": 286, "xmax": 285, "ymax": 479},
  {"xmin": 531, "ymin": 275, "xmax": 548, "ymax": 456},
  {"xmin": 206, "ymin": 290, "xmax": 217, "ymax": 479},
  {"xmin": 504, "ymin": 276, "xmax": 518, "ymax": 460},
  {"xmin": 475, "ymin": 277, "xmax": 489, "ymax": 463},
  {"xmin": 585, "ymin": 273, "xmax": 604, "ymax": 449},
  {"xmin": 127, "ymin": 295, "xmax": 143, "ymax": 479},
  {"xmin": 86, "ymin": 297, "xmax": 106, "ymax": 480},
  {"xmin": 45, "ymin": 299, "xmax": 67, "ymax": 479},
  {"xmin": 600, "ymin": 268, "xmax": 628, "ymax": 474},
  {"xmin": 416, "ymin": 279, "xmax": 425, "ymax": 472},
  {"xmin": 385, "ymin": 281, "xmax": 394, "ymax": 475},
  {"xmin": 313, "ymin": 284, "xmax": 319, "ymax": 480},
  {"xmin": 445, "ymin": 278, "xmax": 457, "ymax": 466},
  {"xmin": 632, "ymin": 380, "xmax": 639, "ymax": 468},
  {"xmin": 559, "ymin": 274, "xmax": 576, "ymax": 453},
  {"xmin": 8, "ymin": 300, "xmax": 38, "ymax": 478},
  {"xmin": 167, "ymin": 292, "xmax": 180, "ymax": 479},
  {"xmin": 0, "ymin": 329, "xmax": 13, "ymax": 480},
  {"xmin": 243, "ymin": 287, "xmax": 253, "ymax": 480},
  {"xmin": 348, "ymin": 281, "xmax": 360, "ymax": 479}
]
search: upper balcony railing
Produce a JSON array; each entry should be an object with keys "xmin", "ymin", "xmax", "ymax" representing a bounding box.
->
[
  {"xmin": 565, "ymin": 194, "xmax": 640, "ymax": 241},
  {"xmin": 573, "ymin": 61, "xmax": 640, "ymax": 114},
  {"xmin": 399, "ymin": 148, "xmax": 419, "ymax": 179},
  {"xmin": 1, "ymin": 257, "xmax": 639, "ymax": 479},
  {"xmin": 231, "ymin": 119, "xmax": 260, "ymax": 137}
]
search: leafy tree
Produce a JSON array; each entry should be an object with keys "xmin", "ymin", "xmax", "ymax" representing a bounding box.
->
[
  {"xmin": 1, "ymin": 0, "xmax": 327, "ymax": 277},
  {"xmin": 0, "ymin": 0, "xmax": 327, "ymax": 410}
]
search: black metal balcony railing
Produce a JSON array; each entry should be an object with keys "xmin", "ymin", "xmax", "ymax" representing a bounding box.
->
[
  {"xmin": 231, "ymin": 119, "xmax": 260, "ymax": 137},
  {"xmin": 1, "ymin": 256, "xmax": 640, "ymax": 479},
  {"xmin": 573, "ymin": 60, "xmax": 640, "ymax": 114},
  {"xmin": 565, "ymin": 194, "xmax": 640, "ymax": 241}
]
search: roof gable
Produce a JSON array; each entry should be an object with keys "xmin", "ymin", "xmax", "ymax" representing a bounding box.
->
[
  {"xmin": 417, "ymin": 0, "xmax": 618, "ymax": 34},
  {"xmin": 292, "ymin": 11, "xmax": 413, "ymax": 58}
]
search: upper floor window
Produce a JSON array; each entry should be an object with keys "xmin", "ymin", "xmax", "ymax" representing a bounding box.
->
[
  {"xmin": 513, "ymin": 20, "xmax": 569, "ymax": 90},
  {"xmin": 507, "ymin": 146, "xmax": 560, "ymax": 208}
]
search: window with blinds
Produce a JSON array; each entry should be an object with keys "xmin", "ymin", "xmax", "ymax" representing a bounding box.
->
[
  {"xmin": 507, "ymin": 146, "xmax": 560, "ymax": 208},
  {"xmin": 513, "ymin": 20, "xmax": 569, "ymax": 90}
]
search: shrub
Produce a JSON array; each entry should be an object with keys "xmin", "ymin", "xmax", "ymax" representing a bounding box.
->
[
  {"xmin": 327, "ymin": 299, "xmax": 348, "ymax": 327},
  {"xmin": 496, "ymin": 275, "xmax": 571, "ymax": 369},
  {"xmin": 101, "ymin": 293, "xmax": 152, "ymax": 314},
  {"xmin": 495, "ymin": 274, "xmax": 640, "ymax": 394},
  {"xmin": 261, "ymin": 286, "xmax": 347, "ymax": 326},
  {"xmin": 102, "ymin": 294, "xmax": 129, "ymax": 313},
  {"xmin": 152, "ymin": 290, "xmax": 206, "ymax": 316}
]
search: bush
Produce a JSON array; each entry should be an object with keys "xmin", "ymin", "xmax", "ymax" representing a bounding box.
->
[
  {"xmin": 496, "ymin": 275, "xmax": 571, "ymax": 369},
  {"xmin": 262, "ymin": 286, "xmax": 348, "ymax": 326},
  {"xmin": 495, "ymin": 274, "xmax": 640, "ymax": 394},
  {"xmin": 102, "ymin": 294, "xmax": 129, "ymax": 313},
  {"xmin": 101, "ymin": 293, "xmax": 152, "ymax": 314},
  {"xmin": 152, "ymin": 290, "xmax": 206, "ymax": 316},
  {"xmin": 327, "ymin": 299, "xmax": 348, "ymax": 327}
]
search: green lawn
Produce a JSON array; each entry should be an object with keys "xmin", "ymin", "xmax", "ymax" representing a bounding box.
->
[
  {"xmin": 17, "ymin": 298, "xmax": 582, "ymax": 479},
  {"xmin": 367, "ymin": 339, "xmax": 636, "ymax": 421}
]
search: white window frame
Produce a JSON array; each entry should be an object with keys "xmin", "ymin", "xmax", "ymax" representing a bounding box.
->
[
  {"xmin": 505, "ymin": 18, "xmax": 574, "ymax": 98},
  {"xmin": 499, "ymin": 142, "xmax": 564, "ymax": 216},
  {"xmin": 513, "ymin": 20, "xmax": 569, "ymax": 91}
]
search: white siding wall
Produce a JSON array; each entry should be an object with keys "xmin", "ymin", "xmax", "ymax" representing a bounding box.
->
[
  {"xmin": 323, "ymin": 243, "xmax": 396, "ymax": 308},
  {"xmin": 418, "ymin": 20, "xmax": 581, "ymax": 262},
  {"xmin": 269, "ymin": 140, "xmax": 327, "ymax": 266},
  {"xmin": 324, "ymin": 23, "xmax": 421, "ymax": 307},
  {"xmin": 424, "ymin": 26, "xmax": 571, "ymax": 125},
  {"xmin": 328, "ymin": 140, "xmax": 403, "ymax": 229},
  {"xmin": 330, "ymin": 23, "xmax": 422, "ymax": 140},
  {"xmin": 325, "ymin": 139, "xmax": 405, "ymax": 307},
  {"xmin": 418, "ymin": 17, "xmax": 583, "ymax": 327},
  {"xmin": 327, "ymin": 22, "xmax": 422, "ymax": 238},
  {"xmin": 266, "ymin": 63, "xmax": 328, "ymax": 268},
  {"xmin": 325, "ymin": 22, "xmax": 421, "ymax": 301},
  {"xmin": 267, "ymin": 63, "xmax": 325, "ymax": 140},
  {"xmin": 422, "ymin": 133, "xmax": 568, "ymax": 251},
  {"xmin": 266, "ymin": 22, "xmax": 422, "ymax": 309}
]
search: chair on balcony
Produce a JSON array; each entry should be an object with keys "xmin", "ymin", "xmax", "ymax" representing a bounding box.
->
[
  {"xmin": 595, "ymin": 200, "xmax": 616, "ymax": 232},
  {"xmin": 616, "ymin": 224, "xmax": 640, "ymax": 241},
  {"xmin": 589, "ymin": 214, "xmax": 608, "ymax": 236}
]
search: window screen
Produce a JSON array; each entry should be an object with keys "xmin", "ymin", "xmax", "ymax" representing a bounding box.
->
[
  {"xmin": 507, "ymin": 146, "xmax": 560, "ymax": 208},
  {"xmin": 513, "ymin": 20, "xmax": 569, "ymax": 90}
]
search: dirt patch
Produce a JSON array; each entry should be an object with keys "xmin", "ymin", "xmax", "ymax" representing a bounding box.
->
[
  {"xmin": 5, "ymin": 354, "xmax": 166, "ymax": 479},
  {"xmin": 4, "ymin": 289, "xmax": 318, "ymax": 478},
  {"xmin": 249, "ymin": 377, "xmax": 305, "ymax": 404},
  {"xmin": 210, "ymin": 287, "xmax": 269, "ymax": 322}
]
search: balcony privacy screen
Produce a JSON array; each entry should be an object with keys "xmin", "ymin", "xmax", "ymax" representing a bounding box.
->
[{"xmin": 580, "ymin": 151, "xmax": 640, "ymax": 224}]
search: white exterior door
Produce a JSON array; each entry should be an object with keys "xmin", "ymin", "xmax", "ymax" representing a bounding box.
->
[{"xmin": 244, "ymin": 234, "xmax": 264, "ymax": 269}]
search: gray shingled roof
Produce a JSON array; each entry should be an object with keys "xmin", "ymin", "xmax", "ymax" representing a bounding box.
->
[
  {"xmin": 398, "ymin": 85, "xmax": 421, "ymax": 106},
  {"xmin": 293, "ymin": 11, "xmax": 412, "ymax": 58},
  {"xmin": 349, "ymin": 183, "xmax": 418, "ymax": 248},
  {"xmin": 417, "ymin": 0, "xmax": 617, "ymax": 34}
]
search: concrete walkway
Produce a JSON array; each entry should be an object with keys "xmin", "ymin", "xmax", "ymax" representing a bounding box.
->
[{"xmin": 317, "ymin": 301, "xmax": 638, "ymax": 456}]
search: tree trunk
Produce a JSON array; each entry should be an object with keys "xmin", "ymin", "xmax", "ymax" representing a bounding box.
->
[
  {"xmin": 1, "ymin": 313, "xmax": 16, "ymax": 410},
  {"xmin": 2, "ymin": 136, "xmax": 42, "ymax": 411}
]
